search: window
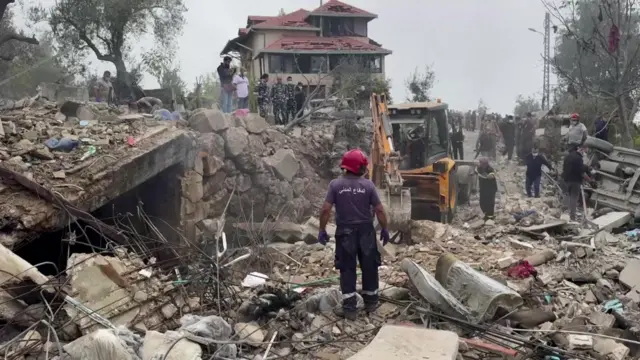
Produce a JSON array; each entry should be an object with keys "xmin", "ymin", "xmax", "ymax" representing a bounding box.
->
[
  {"xmin": 323, "ymin": 18, "xmax": 355, "ymax": 36},
  {"xmin": 310, "ymin": 55, "xmax": 328, "ymax": 73},
  {"xmin": 366, "ymin": 56, "xmax": 382, "ymax": 73},
  {"xmin": 268, "ymin": 55, "xmax": 294, "ymax": 73}
]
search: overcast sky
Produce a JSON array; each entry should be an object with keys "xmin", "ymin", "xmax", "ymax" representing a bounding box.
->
[
  {"xmin": 16, "ymin": 0, "xmax": 556, "ymax": 113},
  {"xmin": 184, "ymin": 0, "xmax": 558, "ymax": 113}
]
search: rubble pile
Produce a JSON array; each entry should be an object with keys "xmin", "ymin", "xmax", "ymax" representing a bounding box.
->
[
  {"xmin": 0, "ymin": 98, "xmax": 168, "ymax": 183},
  {"xmin": 187, "ymin": 108, "xmax": 372, "ymax": 225}
]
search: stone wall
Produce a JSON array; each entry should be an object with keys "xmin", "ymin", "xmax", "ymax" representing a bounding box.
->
[{"xmin": 181, "ymin": 109, "xmax": 334, "ymax": 241}]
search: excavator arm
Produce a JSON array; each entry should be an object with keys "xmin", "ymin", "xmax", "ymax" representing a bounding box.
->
[{"xmin": 369, "ymin": 93, "xmax": 412, "ymax": 232}]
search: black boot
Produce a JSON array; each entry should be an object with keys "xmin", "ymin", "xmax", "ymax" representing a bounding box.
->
[
  {"xmin": 365, "ymin": 302, "xmax": 378, "ymax": 314},
  {"xmin": 333, "ymin": 307, "xmax": 357, "ymax": 321}
]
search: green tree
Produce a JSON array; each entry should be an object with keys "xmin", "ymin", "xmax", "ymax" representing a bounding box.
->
[
  {"xmin": 143, "ymin": 49, "xmax": 186, "ymax": 95},
  {"xmin": 405, "ymin": 66, "xmax": 435, "ymax": 102},
  {"xmin": 33, "ymin": 0, "xmax": 186, "ymax": 98},
  {"xmin": 0, "ymin": 10, "xmax": 68, "ymax": 98},
  {"xmin": 0, "ymin": 2, "xmax": 39, "ymax": 62},
  {"xmin": 514, "ymin": 94, "xmax": 542, "ymax": 117},
  {"xmin": 546, "ymin": 0, "xmax": 640, "ymax": 146}
]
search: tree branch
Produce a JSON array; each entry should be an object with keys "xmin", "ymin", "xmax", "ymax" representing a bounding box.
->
[{"xmin": 0, "ymin": 32, "xmax": 39, "ymax": 47}]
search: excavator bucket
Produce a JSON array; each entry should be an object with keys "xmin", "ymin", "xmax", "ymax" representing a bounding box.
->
[{"xmin": 378, "ymin": 187, "xmax": 412, "ymax": 231}]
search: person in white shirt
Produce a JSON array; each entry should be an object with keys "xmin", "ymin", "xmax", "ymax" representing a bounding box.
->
[
  {"xmin": 233, "ymin": 68, "xmax": 250, "ymax": 110},
  {"xmin": 565, "ymin": 113, "xmax": 588, "ymax": 150}
]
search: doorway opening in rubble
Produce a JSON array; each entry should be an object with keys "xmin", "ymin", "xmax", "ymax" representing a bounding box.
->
[{"xmin": 14, "ymin": 164, "xmax": 184, "ymax": 275}]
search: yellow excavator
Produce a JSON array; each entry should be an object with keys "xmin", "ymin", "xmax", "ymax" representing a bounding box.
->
[{"xmin": 369, "ymin": 94, "xmax": 477, "ymax": 238}]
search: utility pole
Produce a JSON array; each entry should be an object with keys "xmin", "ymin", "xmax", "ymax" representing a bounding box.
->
[{"xmin": 542, "ymin": 12, "xmax": 551, "ymax": 111}]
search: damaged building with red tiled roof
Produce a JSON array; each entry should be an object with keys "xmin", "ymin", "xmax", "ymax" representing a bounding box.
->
[{"xmin": 221, "ymin": 0, "xmax": 391, "ymax": 96}]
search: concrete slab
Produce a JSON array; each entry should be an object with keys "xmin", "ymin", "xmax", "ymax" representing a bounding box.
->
[
  {"xmin": 620, "ymin": 259, "xmax": 640, "ymax": 290},
  {"xmin": 349, "ymin": 325, "xmax": 459, "ymax": 360},
  {"xmin": 592, "ymin": 211, "xmax": 632, "ymax": 230}
]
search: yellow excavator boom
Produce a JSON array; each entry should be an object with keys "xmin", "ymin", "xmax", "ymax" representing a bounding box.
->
[{"xmin": 369, "ymin": 93, "xmax": 412, "ymax": 232}]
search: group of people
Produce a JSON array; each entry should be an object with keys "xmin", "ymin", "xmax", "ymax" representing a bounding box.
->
[
  {"xmin": 474, "ymin": 112, "xmax": 593, "ymax": 223},
  {"xmin": 217, "ymin": 57, "xmax": 306, "ymax": 124},
  {"xmin": 256, "ymin": 74, "xmax": 306, "ymax": 125}
]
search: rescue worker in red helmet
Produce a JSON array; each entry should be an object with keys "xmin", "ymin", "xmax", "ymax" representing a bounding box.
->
[
  {"xmin": 318, "ymin": 149, "xmax": 389, "ymax": 320},
  {"xmin": 566, "ymin": 113, "xmax": 587, "ymax": 150}
]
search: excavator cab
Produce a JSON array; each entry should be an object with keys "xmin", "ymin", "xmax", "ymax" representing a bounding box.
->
[{"xmin": 386, "ymin": 100, "xmax": 475, "ymax": 223}]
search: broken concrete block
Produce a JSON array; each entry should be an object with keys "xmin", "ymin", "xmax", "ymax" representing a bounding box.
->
[
  {"xmin": 142, "ymin": 330, "xmax": 202, "ymax": 360},
  {"xmin": 620, "ymin": 259, "xmax": 640, "ymax": 290},
  {"xmin": 181, "ymin": 170, "xmax": 204, "ymax": 203},
  {"xmin": 189, "ymin": 108, "xmax": 230, "ymax": 133},
  {"xmin": 222, "ymin": 126, "xmax": 249, "ymax": 157},
  {"xmin": 523, "ymin": 249, "xmax": 556, "ymax": 266},
  {"xmin": 242, "ymin": 113, "xmax": 270, "ymax": 134},
  {"xmin": 234, "ymin": 322, "xmax": 265, "ymax": 346},
  {"xmin": 567, "ymin": 334, "xmax": 593, "ymax": 350},
  {"xmin": 594, "ymin": 338, "xmax": 630, "ymax": 360},
  {"xmin": 349, "ymin": 326, "xmax": 459, "ymax": 360},
  {"xmin": 508, "ymin": 238, "xmax": 534, "ymax": 250},
  {"xmin": 264, "ymin": 148, "xmax": 299, "ymax": 182},
  {"xmin": 588, "ymin": 312, "xmax": 615, "ymax": 329},
  {"xmin": 592, "ymin": 211, "xmax": 632, "ymax": 230},
  {"xmin": 52, "ymin": 170, "xmax": 66, "ymax": 179},
  {"xmin": 497, "ymin": 256, "xmax": 515, "ymax": 269},
  {"xmin": 65, "ymin": 329, "xmax": 139, "ymax": 360}
]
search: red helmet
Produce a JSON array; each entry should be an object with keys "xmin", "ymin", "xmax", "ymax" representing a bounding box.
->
[
  {"xmin": 570, "ymin": 113, "xmax": 580, "ymax": 120},
  {"xmin": 340, "ymin": 149, "xmax": 369, "ymax": 175}
]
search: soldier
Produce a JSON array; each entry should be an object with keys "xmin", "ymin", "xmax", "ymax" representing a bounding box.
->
[
  {"xmin": 257, "ymin": 73, "xmax": 270, "ymax": 119},
  {"xmin": 285, "ymin": 76, "xmax": 297, "ymax": 123},
  {"xmin": 271, "ymin": 76, "xmax": 287, "ymax": 125}
]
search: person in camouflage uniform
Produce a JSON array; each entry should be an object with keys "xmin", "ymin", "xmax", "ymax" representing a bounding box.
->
[
  {"xmin": 271, "ymin": 76, "xmax": 287, "ymax": 125},
  {"xmin": 285, "ymin": 76, "xmax": 297, "ymax": 123},
  {"xmin": 257, "ymin": 73, "xmax": 270, "ymax": 118}
]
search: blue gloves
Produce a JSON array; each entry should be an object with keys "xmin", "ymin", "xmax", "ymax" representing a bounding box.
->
[
  {"xmin": 318, "ymin": 230, "xmax": 329, "ymax": 245},
  {"xmin": 380, "ymin": 228, "xmax": 390, "ymax": 246}
]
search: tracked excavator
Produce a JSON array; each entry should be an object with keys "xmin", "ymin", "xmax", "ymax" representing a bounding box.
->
[{"xmin": 369, "ymin": 94, "xmax": 477, "ymax": 240}]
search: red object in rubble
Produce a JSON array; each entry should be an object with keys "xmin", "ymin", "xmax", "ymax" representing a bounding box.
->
[
  {"xmin": 609, "ymin": 24, "xmax": 620, "ymax": 53},
  {"xmin": 506, "ymin": 260, "xmax": 538, "ymax": 279},
  {"xmin": 127, "ymin": 136, "xmax": 136, "ymax": 146}
]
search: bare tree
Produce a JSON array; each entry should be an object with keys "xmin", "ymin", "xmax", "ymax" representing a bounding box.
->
[
  {"xmin": 543, "ymin": 0, "xmax": 640, "ymax": 146},
  {"xmin": 284, "ymin": 55, "xmax": 390, "ymax": 131}
]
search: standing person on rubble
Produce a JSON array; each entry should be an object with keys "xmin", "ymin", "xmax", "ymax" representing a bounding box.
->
[
  {"xmin": 318, "ymin": 149, "xmax": 389, "ymax": 320},
  {"xmin": 294, "ymin": 82, "xmax": 305, "ymax": 119},
  {"xmin": 566, "ymin": 113, "xmax": 588, "ymax": 150},
  {"xmin": 257, "ymin": 74, "xmax": 270, "ymax": 119},
  {"xmin": 499, "ymin": 115, "xmax": 516, "ymax": 161},
  {"xmin": 594, "ymin": 115, "xmax": 609, "ymax": 142},
  {"xmin": 562, "ymin": 146, "xmax": 590, "ymax": 221},
  {"xmin": 94, "ymin": 71, "xmax": 113, "ymax": 103},
  {"xmin": 451, "ymin": 122, "xmax": 464, "ymax": 160},
  {"xmin": 519, "ymin": 112, "xmax": 536, "ymax": 162},
  {"xmin": 217, "ymin": 56, "xmax": 234, "ymax": 114},
  {"xmin": 476, "ymin": 157, "xmax": 498, "ymax": 220},
  {"xmin": 270, "ymin": 76, "xmax": 287, "ymax": 125},
  {"xmin": 232, "ymin": 67, "xmax": 250, "ymax": 110},
  {"xmin": 524, "ymin": 145, "xmax": 554, "ymax": 198},
  {"xmin": 475, "ymin": 124, "xmax": 496, "ymax": 159},
  {"xmin": 284, "ymin": 76, "xmax": 297, "ymax": 122}
]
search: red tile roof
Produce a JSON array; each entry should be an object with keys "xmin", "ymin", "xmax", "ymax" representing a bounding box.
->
[
  {"xmin": 247, "ymin": 15, "xmax": 273, "ymax": 22},
  {"xmin": 309, "ymin": 0, "xmax": 376, "ymax": 17},
  {"xmin": 238, "ymin": 28, "xmax": 249, "ymax": 35},
  {"xmin": 262, "ymin": 36, "xmax": 388, "ymax": 52},
  {"xmin": 252, "ymin": 9, "xmax": 315, "ymax": 29}
]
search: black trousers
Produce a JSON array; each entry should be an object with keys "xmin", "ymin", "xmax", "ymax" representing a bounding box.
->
[
  {"xmin": 504, "ymin": 143, "xmax": 514, "ymax": 160},
  {"xmin": 479, "ymin": 188, "xmax": 496, "ymax": 218},
  {"xmin": 453, "ymin": 142, "xmax": 464, "ymax": 160},
  {"xmin": 335, "ymin": 223, "xmax": 380, "ymax": 312}
]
